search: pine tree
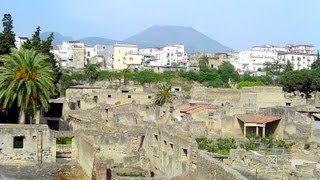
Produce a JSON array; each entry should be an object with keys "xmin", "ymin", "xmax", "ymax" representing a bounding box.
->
[
  {"xmin": 0, "ymin": 14, "xmax": 15, "ymax": 55},
  {"xmin": 23, "ymin": 26, "xmax": 61, "ymax": 96}
]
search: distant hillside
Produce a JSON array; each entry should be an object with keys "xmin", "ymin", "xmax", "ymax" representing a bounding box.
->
[
  {"xmin": 123, "ymin": 25, "xmax": 232, "ymax": 53},
  {"xmin": 79, "ymin": 37, "xmax": 120, "ymax": 46},
  {"xmin": 40, "ymin": 32, "xmax": 73, "ymax": 45}
]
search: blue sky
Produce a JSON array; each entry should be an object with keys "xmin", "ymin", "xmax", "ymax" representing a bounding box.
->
[{"xmin": 1, "ymin": 0, "xmax": 319, "ymax": 50}]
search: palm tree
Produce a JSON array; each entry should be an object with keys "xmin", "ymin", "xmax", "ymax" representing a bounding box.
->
[
  {"xmin": 154, "ymin": 83, "xmax": 176, "ymax": 106},
  {"xmin": 0, "ymin": 48, "xmax": 55, "ymax": 124}
]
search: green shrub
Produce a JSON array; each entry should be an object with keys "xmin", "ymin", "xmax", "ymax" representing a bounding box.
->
[
  {"xmin": 56, "ymin": 137, "xmax": 72, "ymax": 144},
  {"xmin": 196, "ymin": 137, "xmax": 237, "ymax": 155}
]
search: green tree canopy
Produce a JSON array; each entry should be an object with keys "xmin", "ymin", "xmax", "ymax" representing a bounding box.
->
[
  {"xmin": 0, "ymin": 14, "xmax": 15, "ymax": 55},
  {"xmin": 198, "ymin": 55, "xmax": 209, "ymax": 71},
  {"xmin": 217, "ymin": 62, "xmax": 240, "ymax": 83},
  {"xmin": 84, "ymin": 64, "xmax": 100, "ymax": 84},
  {"xmin": 0, "ymin": 48, "xmax": 55, "ymax": 123}
]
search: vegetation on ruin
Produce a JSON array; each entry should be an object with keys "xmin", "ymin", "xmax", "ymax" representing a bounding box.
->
[
  {"xmin": 56, "ymin": 137, "xmax": 72, "ymax": 144},
  {"xmin": 0, "ymin": 48, "xmax": 56, "ymax": 123},
  {"xmin": 240, "ymin": 134, "xmax": 295, "ymax": 151},
  {"xmin": 196, "ymin": 135, "xmax": 295, "ymax": 155},
  {"xmin": 154, "ymin": 83, "xmax": 176, "ymax": 106},
  {"xmin": 196, "ymin": 137, "xmax": 237, "ymax": 155}
]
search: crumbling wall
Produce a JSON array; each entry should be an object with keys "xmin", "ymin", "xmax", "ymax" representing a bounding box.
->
[
  {"xmin": 197, "ymin": 151, "xmax": 248, "ymax": 180},
  {"xmin": 0, "ymin": 124, "xmax": 54, "ymax": 165}
]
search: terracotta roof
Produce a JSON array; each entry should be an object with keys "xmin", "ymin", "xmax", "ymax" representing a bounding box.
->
[
  {"xmin": 180, "ymin": 104, "xmax": 218, "ymax": 114},
  {"xmin": 237, "ymin": 115, "xmax": 281, "ymax": 124}
]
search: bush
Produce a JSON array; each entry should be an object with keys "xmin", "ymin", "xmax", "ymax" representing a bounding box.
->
[
  {"xmin": 196, "ymin": 137, "xmax": 237, "ymax": 155},
  {"xmin": 237, "ymin": 80, "xmax": 264, "ymax": 89}
]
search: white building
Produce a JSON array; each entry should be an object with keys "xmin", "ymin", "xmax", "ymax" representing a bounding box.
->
[
  {"xmin": 14, "ymin": 36, "xmax": 28, "ymax": 49},
  {"xmin": 54, "ymin": 41, "xmax": 86, "ymax": 69},
  {"xmin": 139, "ymin": 44, "xmax": 188, "ymax": 67},
  {"xmin": 233, "ymin": 45, "xmax": 279, "ymax": 73},
  {"xmin": 232, "ymin": 44, "xmax": 317, "ymax": 73}
]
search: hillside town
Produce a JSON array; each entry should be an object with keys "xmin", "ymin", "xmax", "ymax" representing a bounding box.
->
[
  {"xmin": 15, "ymin": 36, "xmax": 318, "ymax": 75},
  {"xmin": 1, "ymin": 6, "xmax": 320, "ymax": 180}
]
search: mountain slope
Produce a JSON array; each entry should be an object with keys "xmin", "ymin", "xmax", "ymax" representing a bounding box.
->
[
  {"xmin": 123, "ymin": 25, "xmax": 232, "ymax": 53},
  {"xmin": 79, "ymin": 37, "xmax": 120, "ymax": 46},
  {"xmin": 40, "ymin": 32, "xmax": 73, "ymax": 45}
]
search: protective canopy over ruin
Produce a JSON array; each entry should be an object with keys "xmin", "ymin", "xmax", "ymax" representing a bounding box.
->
[{"xmin": 237, "ymin": 115, "xmax": 281, "ymax": 137}]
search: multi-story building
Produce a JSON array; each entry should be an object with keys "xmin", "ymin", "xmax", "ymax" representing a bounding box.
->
[
  {"xmin": 113, "ymin": 44, "xmax": 140, "ymax": 70},
  {"xmin": 14, "ymin": 36, "xmax": 28, "ymax": 49},
  {"xmin": 231, "ymin": 44, "xmax": 317, "ymax": 74},
  {"xmin": 95, "ymin": 45, "xmax": 113, "ymax": 69},
  {"xmin": 55, "ymin": 41, "xmax": 86, "ymax": 69},
  {"xmin": 139, "ymin": 44, "xmax": 188, "ymax": 67}
]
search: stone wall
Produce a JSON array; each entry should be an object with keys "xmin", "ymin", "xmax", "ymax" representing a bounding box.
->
[
  {"xmin": 75, "ymin": 135, "xmax": 100, "ymax": 178},
  {"xmin": 197, "ymin": 151, "xmax": 248, "ymax": 180},
  {"xmin": 142, "ymin": 127, "xmax": 197, "ymax": 177},
  {"xmin": 0, "ymin": 124, "xmax": 54, "ymax": 165}
]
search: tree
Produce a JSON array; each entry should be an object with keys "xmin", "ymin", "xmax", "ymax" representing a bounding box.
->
[
  {"xmin": 198, "ymin": 55, "xmax": 209, "ymax": 71},
  {"xmin": 284, "ymin": 60, "xmax": 293, "ymax": 72},
  {"xmin": 264, "ymin": 60, "xmax": 285, "ymax": 75},
  {"xmin": 84, "ymin": 64, "xmax": 100, "ymax": 84},
  {"xmin": 311, "ymin": 50, "xmax": 320, "ymax": 69},
  {"xmin": 154, "ymin": 83, "xmax": 175, "ymax": 106},
  {"xmin": 217, "ymin": 62, "xmax": 240, "ymax": 83},
  {"xmin": 0, "ymin": 14, "xmax": 15, "ymax": 55},
  {"xmin": 280, "ymin": 69, "xmax": 313, "ymax": 98},
  {"xmin": 0, "ymin": 48, "xmax": 55, "ymax": 124},
  {"xmin": 22, "ymin": 27, "xmax": 60, "ymax": 90}
]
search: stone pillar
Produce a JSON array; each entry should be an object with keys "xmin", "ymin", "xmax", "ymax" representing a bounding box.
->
[
  {"xmin": 262, "ymin": 126, "xmax": 266, "ymax": 138},
  {"xmin": 244, "ymin": 124, "xmax": 247, "ymax": 137},
  {"xmin": 256, "ymin": 126, "xmax": 259, "ymax": 136}
]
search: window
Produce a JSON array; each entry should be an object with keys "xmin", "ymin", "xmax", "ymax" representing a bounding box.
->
[
  {"xmin": 108, "ymin": 95, "xmax": 112, "ymax": 98},
  {"xmin": 128, "ymin": 95, "xmax": 131, "ymax": 98},
  {"xmin": 182, "ymin": 148, "xmax": 188, "ymax": 159},
  {"xmin": 14, "ymin": 136, "xmax": 24, "ymax": 149},
  {"xmin": 154, "ymin": 134, "xmax": 158, "ymax": 141},
  {"xmin": 129, "ymin": 57, "xmax": 133, "ymax": 61},
  {"xmin": 148, "ymin": 95, "xmax": 152, "ymax": 99},
  {"xmin": 286, "ymin": 102, "xmax": 291, "ymax": 106},
  {"xmin": 87, "ymin": 51, "xmax": 90, "ymax": 57},
  {"xmin": 77, "ymin": 101, "xmax": 81, "ymax": 109}
]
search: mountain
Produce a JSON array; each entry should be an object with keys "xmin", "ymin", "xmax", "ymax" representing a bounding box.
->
[
  {"xmin": 79, "ymin": 37, "xmax": 120, "ymax": 46},
  {"xmin": 40, "ymin": 32, "xmax": 73, "ymax": 45},
  {"xmin": 123, "ymin": 25, "xmax": 232, "ymax": 53}
]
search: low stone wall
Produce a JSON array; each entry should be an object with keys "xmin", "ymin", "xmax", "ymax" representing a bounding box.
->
[
  {"xmin": 0, "ymin": 124, "xmax": 54, "ymax": 165},
  {"xmin": 197, "ymin": 151, "xmax": 248, "ymax": 180},
  {"xmin": 75, "ymin": 135, "xmax": 100, "ymax": 178}
]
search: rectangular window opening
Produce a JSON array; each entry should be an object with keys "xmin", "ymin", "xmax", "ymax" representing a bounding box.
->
[{"xmin": 14, "ymin": 136, "xmax": 24, "ymax": 149}]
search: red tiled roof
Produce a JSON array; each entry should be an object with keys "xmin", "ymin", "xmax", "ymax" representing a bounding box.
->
[
  {"xmin": 180, "ymin": 104, "xmax": 218, "ymax": 114},
  {"xmin": 237, "ymin": 115, "xmax": 281, "ymax": 124}
]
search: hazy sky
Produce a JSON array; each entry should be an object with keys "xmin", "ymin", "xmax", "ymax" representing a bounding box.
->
[{"xmin": 1, "ymin": 0, "xmax": 319, "ymax": 50}]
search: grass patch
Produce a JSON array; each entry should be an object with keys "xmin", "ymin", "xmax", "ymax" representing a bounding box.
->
[{"xmin": 56, "ymin": 137, "xmax": 72, "ymax": 144}]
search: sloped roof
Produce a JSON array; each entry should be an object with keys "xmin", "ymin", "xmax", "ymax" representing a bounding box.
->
[
  {"xmin": 237, "ymin": 115, "xmax": 281, "ymax": 124},
  {"xmin": 180, "ymin": 104, "xmax": 218, "ymax": 114}
]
